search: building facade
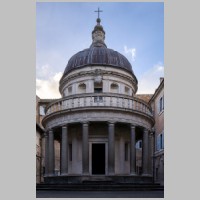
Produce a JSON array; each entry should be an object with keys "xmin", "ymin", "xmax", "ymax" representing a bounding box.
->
[
  {"xmin": 150, "ymin": 78, "xmax": 164, "ymax": 185},
  {"xmin": 36, "ymin": 17, "xmax": 164, "ymax": 185}
]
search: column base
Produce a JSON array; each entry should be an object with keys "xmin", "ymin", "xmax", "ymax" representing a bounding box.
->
[
  {"xmin": 130, "ymin": 172, "xmax": 137, "ymax": 176},
  {"xmin": 108, "ymin": 172, "xmax": 115, "ymax": 175},
  {"xmin": 48, "ymin": 173, "xmax": 55, "ymax": 177},
  {"xmin": 60, "ymin": 173, "xmax": 68, "ymax": 176},
  {"xmin": 82, "ymin": 172, "xmax": 90, "ymax": 175},
  {"xmin": 142, "ymin": 173, "xmax": 152, "ymax": 177}
]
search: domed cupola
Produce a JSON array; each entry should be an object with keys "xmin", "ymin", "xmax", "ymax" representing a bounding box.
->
[{"xmin": 60, "ymin": 16, "xmax": 137, "ymax": 80}]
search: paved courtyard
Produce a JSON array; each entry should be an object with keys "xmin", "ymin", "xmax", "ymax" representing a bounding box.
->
[{"xmin": 36, "ymin": 190, "xmax": 164, "ymax": 198}]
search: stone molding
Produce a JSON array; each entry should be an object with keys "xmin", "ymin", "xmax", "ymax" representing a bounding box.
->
[
  {"xmin": 60, "ymin": 68, "xmax": 137, "ymax": 94},
  {"xmin": 45, "ymin": 92, "xmax": 151, "ymax": 112},
  {"xmin": 43, "ymin": 109, "xmax": 153, "ymax": 130}
]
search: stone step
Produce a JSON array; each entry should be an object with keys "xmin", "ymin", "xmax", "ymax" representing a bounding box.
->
[{"xmin": 36, "ymin": 183, "xmax": 164, "ymax": 191}]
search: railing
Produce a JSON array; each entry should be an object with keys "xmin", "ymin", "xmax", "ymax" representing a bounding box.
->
[{"xmin": 45, "ymin": 93, "xmax": 153, "ymax": 117}]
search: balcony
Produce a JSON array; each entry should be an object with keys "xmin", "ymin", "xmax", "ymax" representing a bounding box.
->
[{"xmin": 45, "ymin": 93, "xmax": 153, "ymax": 118}]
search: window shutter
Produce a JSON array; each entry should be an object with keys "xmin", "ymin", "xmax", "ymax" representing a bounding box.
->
[
  {"xmin": 162, "ymin": 131, "xmax": 164, "ymax": 149},
  {"xmin": 162, "ymin": 95, "xmax": 164, "ymax": 110},
  {"xmin": 157, "ymin": 135, "xmax": 160, "ymax": 151}
]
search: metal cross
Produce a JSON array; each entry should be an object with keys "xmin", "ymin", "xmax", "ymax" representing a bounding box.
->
[{"xmin": 95, "ymin": 7, "xmax": 103, "ymax": 19}]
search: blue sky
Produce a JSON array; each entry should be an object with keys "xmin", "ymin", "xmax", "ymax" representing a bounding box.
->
[{"xmin": 36, "ymin": 2, "xmax": 164, "ymax": 98}]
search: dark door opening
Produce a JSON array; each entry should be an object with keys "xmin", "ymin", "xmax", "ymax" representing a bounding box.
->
[{"xmin": 92, "ymin": 143, "xmax": 105, "ymax": 175}]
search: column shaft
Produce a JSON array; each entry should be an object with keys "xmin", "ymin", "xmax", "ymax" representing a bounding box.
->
[
  {"xmin": 82, "ymin": 123, "xmax": 89, "ymax": 174},
  {"xmin": 130, "ymin": 125, "xmax": 136, "ymax": 175},
  {"xmin": 44, "ymin": 132, "xmax": 49, "ymax": 176},
  {"xmin": 61, "ymin": 126, "xmax": 68, "ymax": 175},
  {"xmin": 48, "ymin": 130, "xmax": 55, "ymax": 176},
  {"xmin": 108, "ymin": 122, "xmax": 115, "ymax": 175},
  {"xmin": 142, "ymin": 128, "xmax": 149, "ymax": 175}
]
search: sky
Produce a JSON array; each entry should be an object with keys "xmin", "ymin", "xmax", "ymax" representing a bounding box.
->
[{"xmin": 36, "ymin": 2, "xmax": 164, "ymax": 99}]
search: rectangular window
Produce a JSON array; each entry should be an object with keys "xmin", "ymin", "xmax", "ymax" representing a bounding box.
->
[
  {"xmin": 69, "ymin": 144, "xmax": 72, "ymax": 161},
  {"xmin": 125, "ymin": 142, "xmax": 128, "ymax": 161},
  {"xmin": 158, "ymin": 95, "xmax": 164, "ymax": 113},
  {"xmin": 157, "ymin": 132, "xmax": 164, "ymax": 151},
  {"xmin": 159, "ymin": 97, "xmax": 163, "ymax": 113},
  {"xmin": 163, "ymin": 95, "xmax": 164, "ymax": 110},
  {"xmin": 157, "ymin": 135, "xmax": 161, "ymax": 151},
  {"xmin": 94, "ymin": 88, "xmax": 102, "ymax": 93},
  {"xmin": 162, "ymin": 131, "xmax": 164, "ymax": 149},
  {"xmin": 160, "ymin": 134, "xmax": 163, "ymax": 149}
]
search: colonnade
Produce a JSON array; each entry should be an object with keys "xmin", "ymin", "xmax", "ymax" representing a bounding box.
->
[{"xmin": 44, "ymin": 122, "xmax": 151, "ymax": 176}]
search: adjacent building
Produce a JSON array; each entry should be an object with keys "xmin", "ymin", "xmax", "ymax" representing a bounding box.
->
[{"xmin": 149, "ymin": 78, "xmax": 164, "ymax": 185}]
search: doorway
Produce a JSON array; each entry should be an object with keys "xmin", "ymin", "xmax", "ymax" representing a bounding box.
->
[{"xmin": 92, "ymin": 143, "xmax": 105, "ymax": 175}]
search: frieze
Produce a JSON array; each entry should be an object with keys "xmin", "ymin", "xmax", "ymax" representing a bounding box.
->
[
  {"xmin": 44, "ymin": 110, "xmax": 152, "ymax": 131},
  {"xmin": 60, "ymin": 68, "xmax": 137, "ymax": 93}
]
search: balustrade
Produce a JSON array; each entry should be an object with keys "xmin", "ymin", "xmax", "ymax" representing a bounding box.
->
[{"xmin": 45, "ymin": 94, "xmax": 153, "ymax": 117}]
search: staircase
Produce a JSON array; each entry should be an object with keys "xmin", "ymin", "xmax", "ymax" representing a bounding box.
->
[{"xmin": 36, "ymin": 182, "xmax": 164, "ymax": 191}]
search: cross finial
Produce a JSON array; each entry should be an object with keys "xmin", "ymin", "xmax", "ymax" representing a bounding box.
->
[{"xmin": 95, "ymin": 7, "xmax": 103, "ymax": 19}]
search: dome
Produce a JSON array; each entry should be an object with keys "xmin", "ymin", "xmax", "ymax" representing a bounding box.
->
[
  {"xmin": 63, "ymin": 46, "xmax": 134, "ymax": 76},
  {"xmin": 62, "ymin": 17, "xmax": 136, "ymax": 78}
]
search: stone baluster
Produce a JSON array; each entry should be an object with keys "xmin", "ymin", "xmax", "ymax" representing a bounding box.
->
[
  {"xmin": 90, "ymin": 96, "xmax": 93, "ymax": 106},
  {"xmin": 78, "ymin": 97, "xmax": 80, "ymax": 107}
]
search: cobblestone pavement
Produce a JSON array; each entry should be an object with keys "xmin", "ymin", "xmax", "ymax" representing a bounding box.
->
[{"xmin": 36, "ymin": 190, "xmax": 164, "ymax": 198}]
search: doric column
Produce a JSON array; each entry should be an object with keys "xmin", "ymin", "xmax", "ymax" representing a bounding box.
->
[
  {"xmin": 44, "ymin": 132, "xmax": 49, "ymax": 176},
  {"xmin": 108, "ymin": 122, "xmax": 115, "ymax": 175},
  {"xmin": 61, "ymin": 126, "xmax": 68, "ymax": 175},
  {"xmin": 130, "ymin": 125, "xmax": 136, "ymax": 175},
  {"xmin": 82, "ymin": 122, "xmax": 89, "ymax": 174},
  {"xmin": 142, "ymin": 128, "xmax": 149, "ymax": 176},
  {"xmin": 48, "ymin": 129, "xmax": 55, "ymax": 176}
]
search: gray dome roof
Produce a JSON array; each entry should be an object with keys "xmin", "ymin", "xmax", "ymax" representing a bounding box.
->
[{"xmin": 63, "ymin": 46, "xmax": 134, "ymax": 76}]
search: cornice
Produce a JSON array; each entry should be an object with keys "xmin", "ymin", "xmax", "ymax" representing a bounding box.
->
[{"xmin": 149, "ymin": 79, "xmax": 164, "ymax": 103}]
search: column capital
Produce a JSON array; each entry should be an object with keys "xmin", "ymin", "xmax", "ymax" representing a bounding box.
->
[
  {"xmin": 62, "ymin": 125, "xmax": 68, "ymax": 129},
  {"xmin": 130, "ymin": 124, "xmax": 136, "ymax": 129},
  {"xmin": 143, "ymin": 128, "xmax": 149, "ymax": 133},
  {"xmin": 44, "ymin": 132, "xmax": 48, "ymax": 137},
  {"xmin": 82, "ymin": 121, "xmax": 89, "ymax": 126},
  {"xmin": 108, "ymin": 121, "xmax": 115, "ymax": 126}
]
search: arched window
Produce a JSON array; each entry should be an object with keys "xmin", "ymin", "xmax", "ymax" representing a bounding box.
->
[
  {"xmin": 78, "ymin": 83, "xmax": 86, "ymax": 93},
  {"xmin": 110, "ymin": 83, "xmax": 119, "ymax": 93},
  {"xmin": 68, "ymin": 86, "xmax": 72, "ymax": 95},
  {"xmin": 125, "ymin": 86, "xmax": 130, "ymax": 95}
]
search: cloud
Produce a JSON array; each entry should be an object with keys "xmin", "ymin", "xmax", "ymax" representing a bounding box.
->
[
  {"xmin": 137, "ymin": 63, "xmax": 164, "ymax": 94},
  {"xmin": 36, "ymin": 64, "xmax": 55, "ymax": 80},
  {"xmin": 124, "ymin": 45, "xmax": 136, "ymax": 61},
  {"xmin": 36, "ymin": 72, "xmax": 63, "ymax": 99}
]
